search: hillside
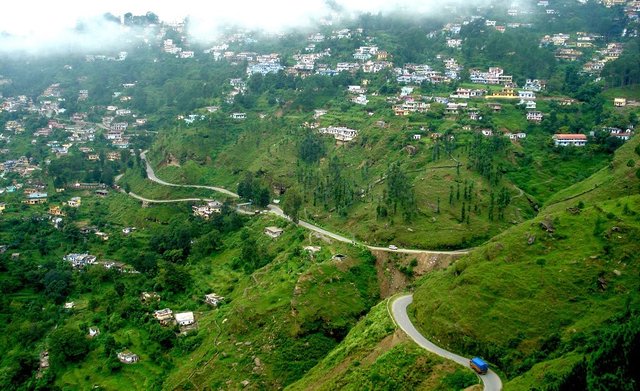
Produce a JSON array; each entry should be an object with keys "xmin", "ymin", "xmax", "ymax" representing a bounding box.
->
[
  {"xmin": 146, "ymin": 112, "xmax": 615, "ymax": 250},
  {"xmin": 409, "ymin": 136, "xmax": 640, "ymax": 388},
  {"xmin": 286, "ymin": 301, "xmax": 479, "ymax": 391}
]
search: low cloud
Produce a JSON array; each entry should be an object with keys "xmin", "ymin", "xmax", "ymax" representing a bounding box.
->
[{"xmin": 0, "ymin": 0, "xmax": 497, "ymax": 55}]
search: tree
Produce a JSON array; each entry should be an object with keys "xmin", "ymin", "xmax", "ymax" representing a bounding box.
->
[
  {"xmin": 43, "ymin": 269, "xmax": 72, "ymax": 304},
  {"xmin": 155, "ymin": 262, "xmax": 191, "ymax": 293},
  {"xmin": 298, "ymin": 133, "xmax": 326, "ymax": 164},
  {"xmin": 48, "ymin": 327, "xmax": 90, "ymax": 366},
  {"xmin": 282, "ymin": 187, "xmax": 303, "ymax": 223},
  {"xmin": 256, "ymin": 187, "xmax": 271, "ymax": 208}
]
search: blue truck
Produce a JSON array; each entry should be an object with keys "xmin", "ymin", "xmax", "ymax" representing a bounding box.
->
[{"xmin": 470, "ymin": 357, "xmax": 489, "ymax": 375}]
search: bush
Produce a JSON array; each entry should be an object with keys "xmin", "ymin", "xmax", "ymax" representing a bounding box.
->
[{"xmin": 441, "ymin": 368, "xmax": 478, "ymax": 390}]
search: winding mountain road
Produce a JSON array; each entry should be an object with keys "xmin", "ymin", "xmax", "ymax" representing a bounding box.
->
[
  {"xmin": 136, "ymin": 151, "xmax": 469, "ymax": 256},
  {"xmin": 392, "ymin": 295, "xmax": 503, "ymax": 391},
  {"xmin": 141, "ymin": 151, "xmax": 239, "ymax": 198},
  {"xmin": 127, "ymin": 153, "xmax": 502, "ymax": 386}
]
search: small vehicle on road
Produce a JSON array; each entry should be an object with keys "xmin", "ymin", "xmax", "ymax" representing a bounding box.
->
[
  {"xmin": 388, "ymin": 245, "xmax": 398, "ymax": 250},
  {"xmin": 470, "ymin": 357, "xmax": 489, "ymax": 375}
]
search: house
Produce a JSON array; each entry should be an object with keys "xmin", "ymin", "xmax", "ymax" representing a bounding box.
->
[
  {"xmin": 352, "ymin": 94, "xmax": 368, "ymax": 105},
  {"xmin": 64, "ymin": 302, "xmax": 75, "ymax": 309},
  {"xmin": 614, "ymin": 98, "xmax": 627, "ymax": 107},
  {"xmin": 95, "ymin": 231, "xmax": 109, "ymax": 241},
  {"xmin": 488, "ymin": 103, "xmax": 502, "ymax": 112},
  {"xmin": 122, "ymin": 227, "xmax": 136, "ymax": 235},
  {"xmin": 205, "ymin": 293, "xmax": 225, "ymax": 306},
  {"xmin": 608, "ymin": 127, "xmax": 634, "ymax": 141},
  {"xmin": 140, "ymin": 291, "xmax": 160, "ymax": 303},
  {"xmin": 64, "ymin": 253, "xmax": 97, "ymax": 268},
  {"xmin": 486, "ymin": 87, "xmax": 517, "ymax": 99},
  {"xmin": 0, "ymin": 202, "xmax": 5, "ymax": 213},
  {"xmin": 95, "ymin": 189, "xmax": 109, "ymax": 197},
  {"xmin": 318, "ymin": 126, "xmax": 358, "ymax": 142},
  {"xmin": 39, "ymin": 351, "xmax": 49, "ymax": 370},
  {"xmin": 106, "ymin": 152, "xmax": 120, "ymax": 161},
  {"xmin": 265, "ymin": 226, "xmax": 284, "ymax": 238},
  {"xmin": 518, "ymin": 90, "xmax": 536, "ymax": 100},
  {"xmin": 313, "ymin": 109, "xmax": 327, "ymax": 119},
  {"xmin": 526, "ymin": 111, "xmax": 544, "ymax": 122},
  {"xmin": 413, "ymin": 134, "xmax": 422, "ymax": 140},
  {"xmin": 154, "ymin": 308, "xmax": 174, "ymax": 325},
  {"xmin": 523, "ymin": 79, "xmax": 545, "ymax": 92},
  {"xmin": 175, "ymin": 311, "xmax": 195, "ymax": 326},
  {"xmin": 49, "ymin": 205, "xmax": 65, "ymax": 216},
  {"xmin": 87, "ymin": 154, "xmax": 100, "ymax": 161},
  {"xmin": 347, "ymin": 85, "xmax": 366, "ymax": 94},
  {"xmin": 24, "ymin": 192, "xmax": 48, "ymax": 205},
  {"xmin": 117, "ymin": 351, "xmax": 139, "ymax": 364},
  {"xmin": 553, "ymin": 133, "xmax": 587, "ymax": 146},
  {"xmin": 231, "ymin": 112, "xmax": 246, "ymax": 120},
  {"xmin": 67, "ymin": 197, "xmax": 81, "ymax": 207},
  {"xmin": 89, "ymin": 327, "xmax": 100, "ymax": 338},
  {"xmin": 481, "ymin": 129, "xmax": 493, "ymax": 137}
]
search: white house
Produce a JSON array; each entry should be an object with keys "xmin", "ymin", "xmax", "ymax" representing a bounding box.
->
[
  {"xmin": 318, "ymin": 126, "xmax": 358, "ymax": 142},
  {"xmin": 67, "ymin": 197, "xmax": 81, "ymax": 208},
  {"xmin": 117, "ymin": 351, "xmax": 139, "ymax": 364},
  {"xmin": 205, "ymin": 293, "xmax": 224, "ymax": 306},
  {"xmin": 352, "ymin": 94, "xmax": 369, "ymax": 105},
  {"xmin": 264, "ymin": 226, "xmax": 284, "ymax": 238},
  {"xmin": 175, "ymin": 312, "xmax": 195, "ymax": 326},
  {"xmin": 553, "ymin": 133, "xmax": 587, "ymax": 146},
  {"xmin": 231, "ymin": 112, "xmax": 246, "ymax": 120},
  {"xmin": 614, "ymin": 98, "xmax": 627, "ymax": 107},
  {"xmin": 526, "ymin": 111, "xmax": 544, "ymax": 122},
  {"xmin": 518, "ymin": 90, "xmax": 536, "ymax": 100}
]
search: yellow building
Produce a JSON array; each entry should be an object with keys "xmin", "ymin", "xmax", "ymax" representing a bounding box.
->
[
  {"xmin": 49, "ymin": 205, "xmax": 66, "ymax": 216},
  {"xmin": 486, "ymin": 87, "xmax": 517, "ymax": 99}
]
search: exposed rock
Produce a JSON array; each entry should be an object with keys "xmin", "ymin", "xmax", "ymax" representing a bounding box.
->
[
  {"xmin": 404, "ymin": 145, "xmax": 417, "ymax": 156},
  {"xmin": 598, "ymin": 276, "xmax": 608, "ymax": 291},
  {"xmin": 241, "ymin": 380, "xmax": 250, "ymax": 387},
  {"xmin": 566, "ymin": 207, "xmax": 581, "ymax": 215},
  {"xmin": 540, "ymin": 218, "xmax": 555, "ymax": 233},
  {"xmin": 527, "ymin": 234, "xmax": 536, "ymax": 245}
]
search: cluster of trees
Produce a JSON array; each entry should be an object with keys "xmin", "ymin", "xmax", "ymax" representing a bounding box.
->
[
  {"xmin": 603, "ymin": 39, "xmax": 640, "ymax": 88},
  {"xmin": 48, "ymin": 152, "xmax": 130, "ymax": 188},
  {"xmin": 377, "ymin": 163, "xmax": 417, "ymax": 222},
  {"xmin": 468, "ymin": 134, "xmax": 509, "ymax": 185},
  {"xmin": 298, "ymin": 133, "xmax": 326, "ymax": 164},
  {"xmin": 237, "ymin": 172, "xmax": 271, "ymax": 208}
]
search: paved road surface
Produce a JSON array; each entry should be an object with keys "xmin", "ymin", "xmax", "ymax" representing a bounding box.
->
[{"xmin": 392, "ymin": 295, "xmax": 503, "ymax": 391}]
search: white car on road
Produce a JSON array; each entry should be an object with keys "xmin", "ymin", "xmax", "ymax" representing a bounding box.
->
[{"xmin": 388, "ymin": 245, "xmax": 398, "ymax": 250}]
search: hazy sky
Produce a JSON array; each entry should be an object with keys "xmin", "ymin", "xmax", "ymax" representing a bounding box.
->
[{"xmin": 0, "ymin": 0, "xmax": 483, "ymax": 54}]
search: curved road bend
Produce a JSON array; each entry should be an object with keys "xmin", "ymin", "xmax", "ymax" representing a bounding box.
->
[
  {"xmin": 140, "ymin": 151, "xmax": 238, "ymax": 198},
  {"xmin": 392, "ymin": 295, "xmax": 503, "ymax": 391},
  {"xmin": 139, "ymin": 151, "xmax": 469, "ymax": 256}
]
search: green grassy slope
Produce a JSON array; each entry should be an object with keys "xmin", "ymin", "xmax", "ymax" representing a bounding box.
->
[
  {"xmin": 162, "ymin": 220, "xmax": 381, "ymax": 390},
  {"xmin": 410, "ymin": 136, "xmax": 640, "ymax": 388},
  {"xmin": 147, "ymin": 119, "xmax": 553, "ymax": 249},
  {"xmin": 287, "ymin": 301, "xmax": 479, "ymax": 391}
]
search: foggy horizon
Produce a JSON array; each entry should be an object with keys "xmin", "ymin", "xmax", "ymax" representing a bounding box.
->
[{"xmin": 0, "ymin": 0, "xmax": 500, "ymax": 55}]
